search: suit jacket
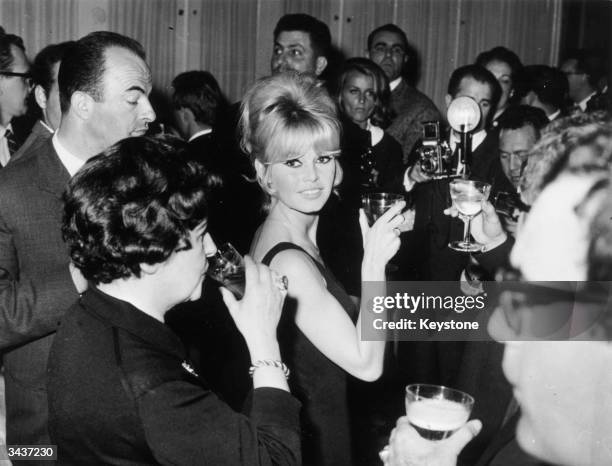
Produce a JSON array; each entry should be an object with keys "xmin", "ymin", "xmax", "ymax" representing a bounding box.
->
[
  {"xmin": 8, "ymin": 120, "xmax": 52, "ymax": 165},
  {"xmin": 387, "ymin": 79, "xmax": 442, "ymax": 163},
  {"xmin": 0, "ymin": 138, "xmax": 78, "ymax": 451}
]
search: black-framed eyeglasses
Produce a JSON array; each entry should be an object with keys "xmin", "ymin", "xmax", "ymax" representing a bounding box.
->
[
  {"xmin": 492, "ymin": 267, "xmax": 612, "ymax": 339},
  {"xmin": 0, "ymin": 71, "xmax": 32, "ymax": 85}
]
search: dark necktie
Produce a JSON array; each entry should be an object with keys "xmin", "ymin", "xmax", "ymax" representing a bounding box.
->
[{"xmin": 5, "ymin": 128, "xmax": 18, "ymax": 156}]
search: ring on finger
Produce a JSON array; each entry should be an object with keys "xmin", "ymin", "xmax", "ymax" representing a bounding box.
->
[{"xmin": 272, "ymin": 272, "xmax": 289, "ymax": 291}]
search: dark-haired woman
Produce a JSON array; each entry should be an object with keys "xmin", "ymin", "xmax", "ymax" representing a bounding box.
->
[{"xmin": 48, "ymin": 136, "xmax": 300, "ymax": 465}]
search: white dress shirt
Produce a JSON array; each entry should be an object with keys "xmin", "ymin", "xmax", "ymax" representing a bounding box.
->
[{"xmin": 52, "ymin": 133, "xmax": 86, "ymax": 177}]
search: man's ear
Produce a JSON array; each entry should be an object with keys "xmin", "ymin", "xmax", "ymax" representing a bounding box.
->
[
  {"xmin": 34, "ymin": 85, "xmax": 48, "ymax": 110},
  {"xmin": 70, "ymin": 91, "xmax": 95, "ymax": 121},
  {"xmin": 315, "ymin": 56, "xmax": 328, "ymax": 77},
  {"xmin": 445, "ymin": 94, "xmax": 453, "ymax": 109}
]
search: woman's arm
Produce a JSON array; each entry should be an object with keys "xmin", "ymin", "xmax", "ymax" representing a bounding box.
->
[{"xmin": 270, "ymin": 203, "xmax": 404, "ymax": 381}]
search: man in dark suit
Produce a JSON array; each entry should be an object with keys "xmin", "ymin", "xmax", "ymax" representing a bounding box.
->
[
  {"xmin": 405, "ymin": 64, "xmax": 514, "ymax": 281},
  {"xmin": 517, "ymin": 65, "xmax": 569, "ymax": 122},
  {"xmin": 0, "ymin": 32, "xmax": 31, "ymax": 165},
  {"xmin": 9, "ymin": 41, "xmax": 74, "ymax": 164},
  {"xmin": 367, "ymin": 24, "xmax": 441, "ymax": 163},
  {"xmin": 0, "ymin": 31, "xmax": 155, "ymax": 457},
  {"xmin": 560, "ymin": 49, "xmax": 607, "ymax": 112}
]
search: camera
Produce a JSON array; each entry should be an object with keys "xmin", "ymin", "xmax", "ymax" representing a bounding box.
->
[
  {"xmin": 493, "ymin": 191, "xmax": 530, "ymax": 221},
  {"xmin": 416, "ymin": 121, "xmax": 454, "ymax": 178}
]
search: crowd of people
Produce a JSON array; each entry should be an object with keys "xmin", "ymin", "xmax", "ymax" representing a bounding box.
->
[{"xmin": 0, "ymin": 11, "xmax": 610, "ymax": 466}]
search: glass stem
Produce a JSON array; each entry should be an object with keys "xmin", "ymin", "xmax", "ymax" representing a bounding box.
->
[{"xmin": 463, "ymin": 217, "xmax": 472, "ymax": 244}]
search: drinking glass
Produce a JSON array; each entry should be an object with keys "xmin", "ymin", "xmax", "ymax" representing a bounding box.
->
[
  {"xmin": 361, "ymin": 192, "xmax": 405, "ymax": 226},
  {"xmin": 448, "ymin": 179, "xmax": 491, "ymax": 252},
  {"xmin": 405, "ymin": 384, "xmax": 474, "ymax": 440},
  {"xmin": 206, "ymin": 243, "xmax": 246, "ymax": 299},
  {"xmin": 206, "ymin": 243, "xmax": 288, "ymax": 299}
]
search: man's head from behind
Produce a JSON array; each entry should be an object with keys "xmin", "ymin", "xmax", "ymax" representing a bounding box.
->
[
  {"xmin": 58, "ymin": 31, "xmax": 155, "ymax": 154},
  {"xmin": 367, "ymin": 24, "xmax": 410, "ymax": 83},
  {"xmin": 518, "ymin": 65, "xmax": 568, "ymax": 115},
  {"xmin": 0, "ymin": 32, "xmax": 30, "ymax": 126},
  {"xmin": 446, "ymin": 64, "xmax": 501, "ymax": 132},
  {"xmin": 271, "ymin": 13, "xmax": 331, "ymax": 77},
  {"xmin": 31, "ymin": 41, "xmax": 75, "ymax": 131},
  {"xmin": 171, "ymin": 70, "xmax": 227, "ymax": 140},
  {"xmin": 497, "ymin": 105, "xmax": 548, "ymax": 188}
]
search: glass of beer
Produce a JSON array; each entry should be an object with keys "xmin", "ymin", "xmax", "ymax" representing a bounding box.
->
[
  {"xmin": 206, "ymin": 243, "xmax": 246, "ymax": 299},
  {"xmin": 361, "ymin": 192, "xmax": 405, "ymax": 226},
  {"xmin": 405, "ymin": 384, "xmax": 474, "ymax": 440}
]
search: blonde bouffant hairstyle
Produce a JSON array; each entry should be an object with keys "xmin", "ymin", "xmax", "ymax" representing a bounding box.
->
[{"xmin": 239, "ymin": 72, "xmax": 343, "ymax": 206}]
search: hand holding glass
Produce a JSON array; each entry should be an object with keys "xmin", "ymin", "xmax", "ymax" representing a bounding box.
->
[
  {"xmin": 361, "ymin": 192, "xmax": 405, "ymax": 226},
  {"xmin": 206, "ymin": 243, "xmax": 288, "ymax": 299},
  {"xmin": 405, "ymin": 384, "xmax": 474, "ymax": 440},
  {"xmin": 449, "ymin": 180, "xmax": 491, "ymax": 252}
]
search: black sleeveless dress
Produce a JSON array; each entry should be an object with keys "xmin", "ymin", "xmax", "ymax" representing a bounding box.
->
[{"xmin": 262, "ymin": 242, "xmax": 357, "ymax": 466}]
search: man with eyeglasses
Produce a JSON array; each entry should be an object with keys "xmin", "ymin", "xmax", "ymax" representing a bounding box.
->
[
  {"xmin": 0, "ymin": 32, "xmax": 31, "ymax": 166},
  {"xmin": 9, "ymin": 41, "xmax": 74, "ymax": 165},
  {"xmin": 367, "ymin": 24, "xmax": 441, "ymax": 163}
]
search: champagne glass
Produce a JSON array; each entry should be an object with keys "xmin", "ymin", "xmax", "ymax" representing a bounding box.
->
[
  {"xmin": 361, "ymin": 192, "xmax": 405, "ymax": 226},
  {"xmin": 448, "ymin": 179, "xmax": 491, "ymax": 252},
  {"xmin": 405, "ymin": 384, "xmax": 474, "ymax": 440}
]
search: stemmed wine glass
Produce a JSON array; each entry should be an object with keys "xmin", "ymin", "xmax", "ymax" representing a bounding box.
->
[{"xmin": 448, "ymin": 179, "xmax": 491, "ymax": 252}]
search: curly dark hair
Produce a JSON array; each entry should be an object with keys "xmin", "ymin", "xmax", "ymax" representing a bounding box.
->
[{"xmin": 62, "ymin": 136, "xmax": 217, "ymax": 284}]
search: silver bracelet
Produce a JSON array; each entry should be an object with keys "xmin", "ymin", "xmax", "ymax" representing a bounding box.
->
[{"xmin": 249, "ymin": 359, "xmax": 290, "ymax": 379}]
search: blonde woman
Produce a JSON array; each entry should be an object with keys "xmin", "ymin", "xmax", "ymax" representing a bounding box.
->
[{"xmin": 241, "ymin": 72, "xmax": 404, "ymax": 466}]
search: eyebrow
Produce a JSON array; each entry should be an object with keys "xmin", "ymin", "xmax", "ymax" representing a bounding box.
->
[{"xmin": 126, "ymin": 85, "xmax": 146, "ymax": 93}]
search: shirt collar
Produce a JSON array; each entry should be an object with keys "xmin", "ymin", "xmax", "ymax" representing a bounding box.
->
[
  {"xmin": 0, "ymin": 122, "xmax": 12, "ymax": 138},
  {"xmin": 389, "ymin": 77, "xmax": 403, "ymax": 92},
  {"xmin": 52, "ymin": 132, "xmax": 86, "ymax": 177},
  {"xmin": 188, "ymin": 128, "xmax": 213, "ymax": 142},
  {"xmin": 578, "ymin": 91, "xmax": 597, "ymax": 112},
  {"xmin": 367, "ymin": 120, "xmax": 384, "ymax": 146},
  {"xmin": 451, "ymin": 129, "xmax": 487, "ymax": 151}
]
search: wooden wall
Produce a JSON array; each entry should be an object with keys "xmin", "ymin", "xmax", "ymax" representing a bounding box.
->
[{"xmin": 0, "ymin": 0, "xmax": 566, "ymax": 113}]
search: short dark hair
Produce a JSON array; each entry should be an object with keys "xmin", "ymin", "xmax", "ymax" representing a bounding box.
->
[
  {"xmin": 366, "ymin": 23, "xmax": 408, "ymax": 53},
  {"xmin": 62, "ymin": 136, "xmax": 216, "ymax": 284},
  {"xmin": 447, "ymin": 64, "xmax": 502, "ymax": 112},
  {"xmin": 497, "ymin": 105, "xmax": 549, "ymax": 139},
  {"xmin": 171, "ymin": 70, "xmax": 227, "ymax": 127},
  {"xmin": 336, "ymin": 57, "xmax": 394, "ymax": 128},
  {"xmin": 59, "ymin": 31, "xmax": 146, "ymax": 113},
  {"xmin": 31, "ymin": 41, "xmax": 75, "ymax": 95},
  {"xmin": 517, "ymin": 65, "xmax": 568, "ymax": 110},
  {"xmin": 0, "ymin": 33, "xmax": 25, "ymax": 72},
  {"xmin": 563, "ymin": 49, "xmax": 607, "ymax": 88},
  {"xmin": 273, "ymin": 14, "xmax": 331, "ymax": 58},
  {"xmin": 475, "ymin": 46, "xmax": 523, "ymax": 81}
]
